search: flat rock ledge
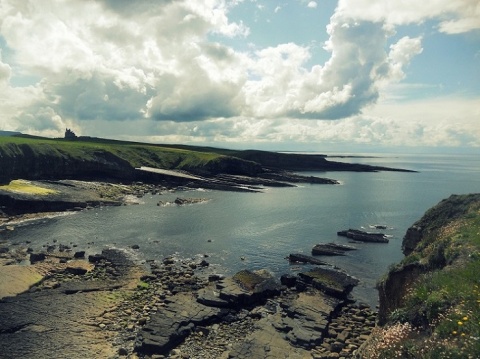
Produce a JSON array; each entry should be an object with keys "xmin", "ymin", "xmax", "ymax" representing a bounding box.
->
[
  {"xmin": 136, "ymin": 265, "xmax": 371, "ymax": 359},
  {"xmin": 0, "ymin": 248, "xmax": 146, "ymax": 359}
]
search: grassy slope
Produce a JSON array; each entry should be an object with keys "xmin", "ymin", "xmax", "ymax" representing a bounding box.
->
[
  {"xmin": 0, "ymin": 135, "xmax": 222, "ymax": 170},
  {"xmin": 366, "ymin": 194, "xmax": 480, "ymax": 358},
  {"xmin": 0, "ymin": 136, "xmax": 236, "ymax": 184}
]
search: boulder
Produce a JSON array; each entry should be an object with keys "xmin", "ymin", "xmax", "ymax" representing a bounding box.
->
[
  {"xmin": 88, "ymin": 253, "xmax": 105, "ymax": 263},
  {"xmin": 299, "ymin": 267, "xmax": 359, "ymax": 299},
  {"xmin": 280, "ymin": 274, "xmax": 297, "ymax": 287},
  {"xmin": 198, "ymin": 270, "xmax": 282, "ymax": 309},
  {"xmin": 73, "ymin": 251, "xmax": 85, "ymax": 258},
  {"xmin": 30, "ymin": 252, "xmax": 46, "ymax": 264}
]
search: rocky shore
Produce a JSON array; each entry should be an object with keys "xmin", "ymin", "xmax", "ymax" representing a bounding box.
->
[{"xmin": 0, "ymin": 237, "xmax": 377, "ymax": 359}]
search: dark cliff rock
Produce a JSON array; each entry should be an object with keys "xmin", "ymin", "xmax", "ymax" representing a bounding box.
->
[
  {"xmin": 0, "ymin": 140, "xmax": 262, "ymax": 184},
  {"xmin": 0, "ymin": 144, "xmax": 135, "ymax": 183},
  {"xmin": 189, "ymin": 156, "xmax": 262, "ymax": 177},
  {"xmin": 377, "ymin": 263, "xmax": 424, "ymax": 325}
]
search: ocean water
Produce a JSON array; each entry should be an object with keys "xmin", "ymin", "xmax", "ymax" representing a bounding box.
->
[{"xmin": 4, "ymin": 153, "xmax": 480, "ymax": 305}]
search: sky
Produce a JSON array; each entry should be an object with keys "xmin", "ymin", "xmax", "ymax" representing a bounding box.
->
[{"xmin": 0, "ymin": 0, "xmax": 479, "ymax": 153}]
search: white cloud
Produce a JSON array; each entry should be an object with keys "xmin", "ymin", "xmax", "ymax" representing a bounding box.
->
[
  {"xmin": 128, "ymin": 95, "xmax": 480, "ymax": 148},
  {"xmin": 307, "ymin": 1, "xmax": 318, "ymax": 9},
  {"xmin": 336, "ymin": 0, "xmax": 480, "ymax": 34},
  {"xmin": 0, "ymin": 0, "xmax": 250, "ymax": 127},
  {"xmin": 363, "ymin": 96, "xmax": 480, "ymax": 146},
  {"xmin": 0, "ymin": 0, "xmax": 433, "ymax": 130},
  {"xmin": 0, "ymin": 0, "xmax": 477, "ymax": 150},
  {"xmin": 387, "ymin": 36, "xmax": 423, "ymax": 82},
  {"xmin": 0, "ymin": 51, "xmax": 11, "ymax": 85}
]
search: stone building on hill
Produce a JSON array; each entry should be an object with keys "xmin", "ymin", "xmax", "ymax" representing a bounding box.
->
[{"xmin": 64, "ymin": 128, "xmax": 77, "ymax": 139}]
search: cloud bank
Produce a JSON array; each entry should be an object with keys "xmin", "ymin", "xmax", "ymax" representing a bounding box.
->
[{"xmin": 0, "ymin": 0, "xmax": 478, "ymax": 148}]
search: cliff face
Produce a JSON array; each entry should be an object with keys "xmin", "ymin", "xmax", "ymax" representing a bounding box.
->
[
  {"xmin": 0, "ymin": 145, "xmax": 135, "ymax": 183},
  {"xmin": 0, "ymin": 140, "xmax": 261, "ymax": 184},
  {"xmin": 369, "ymin": 194, "xmax": 480, "ymax": 358},
  {"xmin": 378, "ymin": 193, "xmax": 480, "ymax": 324}
]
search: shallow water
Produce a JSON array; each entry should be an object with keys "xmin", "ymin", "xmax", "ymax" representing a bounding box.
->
[{"xmin": 4, "ymin": 153, "xmax": 480, "ymax": 305}]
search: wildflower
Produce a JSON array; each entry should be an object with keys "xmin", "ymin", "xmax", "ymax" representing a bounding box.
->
[
  {"xmin": 458, "ymin": 321, "xmax": 463, "ymax": 325},
  {"xmin": 463, "ymin": 316, "xmax": 468, "ymax": 321},
  {"xmin": 453, "ymin": 331, "xmax": 458, "ymax": 335}
]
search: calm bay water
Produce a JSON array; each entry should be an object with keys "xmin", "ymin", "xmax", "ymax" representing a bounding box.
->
[{"xmin": 6, "ymin": 153, "xmax": 480, "ymax": 305}]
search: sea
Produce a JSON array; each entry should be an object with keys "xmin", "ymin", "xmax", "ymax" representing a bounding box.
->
[{"xmin": 4, "ymin": 153, "xmax": 480, "ymax": 306}]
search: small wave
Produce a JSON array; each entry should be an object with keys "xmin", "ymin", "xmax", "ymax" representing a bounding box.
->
[
  {"xmin": 0, "ymin": 211, "xmax": 76, "ymax": 229},
  {"xmin": 368, "ymin": 224, "xmax": 392, "ymax": 230},
  {"xmin": 195, "ymin": 188, "xmax": 211, "ymax": 192}
]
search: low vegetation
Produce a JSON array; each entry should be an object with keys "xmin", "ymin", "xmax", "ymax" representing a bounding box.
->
[
  {"xmin": 0, "ymin": 179, "xmax": 58, "ymax": 195},
  {"xmin": 365, "ymin": 194, "xmax": 480, "ymax": 358}
]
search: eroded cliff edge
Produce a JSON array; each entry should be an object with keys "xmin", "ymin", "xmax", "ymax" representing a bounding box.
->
[{"xmin": 368, "ymin": 193, "xmax": 480, "ymax": 358}]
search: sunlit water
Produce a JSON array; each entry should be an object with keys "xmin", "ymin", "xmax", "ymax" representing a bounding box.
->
[{"xmin": 4, "ymin": 153, "xmax": 480, "ymax": 306}]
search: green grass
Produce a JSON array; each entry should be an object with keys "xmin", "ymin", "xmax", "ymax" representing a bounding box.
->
[
  {"xmin": 0, "ymin": 179, "xmax": 58, "ymax": 195},
  {"xmin": 0, "ymin": 135, "xmax": 226, "ymax": 172}
]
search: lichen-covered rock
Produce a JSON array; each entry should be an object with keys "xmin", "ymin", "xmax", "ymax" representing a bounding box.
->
[{"xmin": 299, "ymin": 267, "xmax": 359, "ymax": 299}]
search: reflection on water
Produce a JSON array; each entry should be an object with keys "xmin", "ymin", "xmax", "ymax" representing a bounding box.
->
[{"xmin": 5, "ymin": 153, "xmax": 480, "ymax": 305}]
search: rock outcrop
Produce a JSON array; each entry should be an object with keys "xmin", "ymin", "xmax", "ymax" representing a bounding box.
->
[{"xmin": 337, "ymin": 229, "xmax": 389, "ymax": 243}]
